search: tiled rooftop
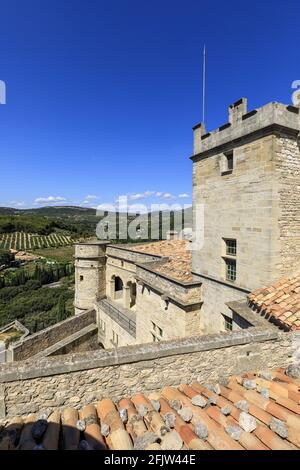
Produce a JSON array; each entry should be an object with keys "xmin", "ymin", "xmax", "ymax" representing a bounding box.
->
[
  {"xmin": 1, "ymin": 366, "xmax": 300, "ymax": 450},
  {"xmin": 248, "ymin": 274, "xmax": 300, "ymax": 331},
  {"xmin": 130, "ymin": 240, "xmax": 192, "ymax": 282}
]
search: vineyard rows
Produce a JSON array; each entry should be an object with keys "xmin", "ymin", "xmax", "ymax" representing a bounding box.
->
[{"xmin": 0, "ymin": 232, "xmax": 73, "ymax": 251}]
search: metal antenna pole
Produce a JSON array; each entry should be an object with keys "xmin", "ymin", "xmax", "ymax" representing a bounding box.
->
[{"xmin": 202, "ymin": 44, "xmax": 206, "ymax": 124}]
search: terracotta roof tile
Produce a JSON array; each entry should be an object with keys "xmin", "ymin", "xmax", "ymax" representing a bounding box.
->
[
  {"xmin": 1, "ymin": 366, "xmax": 300, "ymax": 450},
  {"xmin": 130, "ymin": 240, "xmax": 192, "ymax": 282},
  {"xmin": 248, "ymin": 273, "xmax": 300, "ymax": 330}
]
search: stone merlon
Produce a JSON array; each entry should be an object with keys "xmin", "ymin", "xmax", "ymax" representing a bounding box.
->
[{"xmin": 192, "ymin": 100, "xmax": 300, "ymax": 159}]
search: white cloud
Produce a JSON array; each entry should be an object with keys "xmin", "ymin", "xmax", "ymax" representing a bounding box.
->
[
  {"xmin": 9, "ymin": 200, "xmax": 26, "ymax": 207},
  {"xmin": 162, "ymin": 192, "xmax": 176, "ymax": 199},
  {"xmin": 155, "ymin": 192, "xmax": 163, "ymax": 197},
  {"xmin": 34, "ymin": 196, "xmax": 67, "ymax": 204},
  {"xmin": 178, "ymin": 193, "xmax": 190, "ymax": 198},
  {"xmin": 85, "ymin": 195, "xmax": 98, "ymax": 201},
  {"xmin": 96, "ymin": 203, "xmax": 116, "ymax": 213},
  {"xmin": 128, "ymin": 190, "xmax": 155, "ymax": 201}
]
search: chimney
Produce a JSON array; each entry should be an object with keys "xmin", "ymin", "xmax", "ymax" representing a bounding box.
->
[{"xmin": 228, "ymin": 98, "xmax": 247, "ymax": 124}]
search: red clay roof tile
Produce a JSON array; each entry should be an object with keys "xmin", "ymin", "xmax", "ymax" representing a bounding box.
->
[
  {"xmin": 248, "ymin": 273, "xmax": 300, "ymax": 330},
  {"xmin": 1, "ymin": 366, "xmax": 300, "ymax": 450}
]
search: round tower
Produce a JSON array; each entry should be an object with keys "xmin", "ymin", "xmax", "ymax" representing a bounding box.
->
[{"xmin": 74, "ymin": 241, "xmax": 108, "ymax": 315}]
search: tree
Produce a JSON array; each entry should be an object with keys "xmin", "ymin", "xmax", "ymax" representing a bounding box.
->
[
  {"xmin": 56, "ymin": 295, "xmax": 66, "ymax": 323},
  {"xmin": 0, "ymin": 249, "xmax": 14, "ymax": 267}
]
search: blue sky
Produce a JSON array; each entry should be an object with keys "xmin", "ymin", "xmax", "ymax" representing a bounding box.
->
[{"xmin": 0, "ymin": 0, "xmax": 299, "ymax": 210}]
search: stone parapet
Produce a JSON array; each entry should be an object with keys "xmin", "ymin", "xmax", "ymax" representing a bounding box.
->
[
  {"xmin": 1, "ymin": 328, "xmax": 298, "ymax": 419},
  {"xmin": 9, "ymin": 310, "xmax": 96, "ymax": 361},
  {"xmin": 106, "ymin": 245, "xmax": 161, "ymax": 264},
  {"xmin": 192, "ymin": 101, "xmax": 300, "ymax": 158},
  {"xmin": 136, "ymin": 263, "xmax": 202, "ymax": 307}
]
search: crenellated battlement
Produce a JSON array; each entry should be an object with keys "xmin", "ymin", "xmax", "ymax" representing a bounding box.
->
[{"xmin": 192, "ymin": 100, "xmax": 300, "ymax": 158}]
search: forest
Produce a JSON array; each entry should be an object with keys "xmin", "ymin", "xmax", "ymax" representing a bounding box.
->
[
  {"xmin": 0, "ymin": 280, "xmax": 74, "ymax": 333},
  {"xmin": 0, "ymin": 251, "xmax": 75, "ymax": 332}
]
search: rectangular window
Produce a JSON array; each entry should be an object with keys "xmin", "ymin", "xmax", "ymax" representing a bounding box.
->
[
  {"xmin": 225, "ymin": 258, "xmax": 236, "ymax": 282},
  {"xmin": 112, "ymin": 330, "xmax": 118, "ymax": 345},
  {"xmin": 221, "ymin": 150, "xmax": 234, "ymax": 175},
  {"xmin": 226, "ymin": 151, "xmax": 233, "ymax": 171},
  {"xmin": 79, "ymin": 275, "xmax": 84, "ymax": 281},
  {"xmin": 223, "ymin": 314, "xmax": 233, "ymax": 331},
  {"xmin": 225, "ymin": 239, "xmax": 237, "ymax": 256}
]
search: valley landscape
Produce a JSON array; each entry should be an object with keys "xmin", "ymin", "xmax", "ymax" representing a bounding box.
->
[{"xmin": 0, "ymin": 205, "xmax": 190, "ymax": 334}]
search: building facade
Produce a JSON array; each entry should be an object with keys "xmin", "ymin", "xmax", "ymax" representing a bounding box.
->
[
  {"xmin": 192, "ymin": 98, "xmax": 300, "ymax": 332},
  {"xmin": 74, "ymin": 96, "xmax": 300, "ymax": 345},
  {"xmin": 75, "ymin": 240, "xmax": 202, "ymax": 348}
]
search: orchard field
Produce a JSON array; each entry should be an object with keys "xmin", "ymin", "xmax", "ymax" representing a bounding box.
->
[{"xmin": 0, "ymin": 232, "xmax": 73, "ymax": 251}]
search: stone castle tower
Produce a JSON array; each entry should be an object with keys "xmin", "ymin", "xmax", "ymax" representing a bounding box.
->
[
  {"xmin": 74, "ymin": 242, "xmax": 108, "ymax": 315},
  {"xmin": 191, "ymin": 98, "xmax": 300, "ymax": 333}
]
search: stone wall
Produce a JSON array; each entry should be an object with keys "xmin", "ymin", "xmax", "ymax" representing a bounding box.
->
[
  {"xmin": 192, "ymin": 135, "xmax": 278, "ymax": 291},
  {"xmin": 96, "ymin": 304, "xmax": 136, "ymax": 349},
  {"xmin": 106, "ymin": 260, "xmax": 136, "ymax": 297},
  {"xmin": 74, "ymin": 243, "xmax": 107, "ymax": 314},
  {"xmin": 192, "ymin": 101, "xmax": 300, "ymax": 156},
  {"xmin": 276, "ymin": 136, "xmax": 300, "ymax": 276},
  {"xmin": 103, "ymin": 249, "xmax": 202, "ymax": 347},
  {"xmin": 136, "ymin": 264, "xmax": 202, "ymax": 306},
  {"xmin": 10, "ymin": 310, "xmax": 96, "ymax": 361},
  {"xmin": 192, "ymin": 135, "xmax": 279, "ymax": 331},
  {"xmin": 135, "ymin": 283, "xmax": 202, "ymax": 343},
  {"xmin": 46, "ymin": 326, "xmax": 99, "ymax": 357},
  {"xmin": 106, "ymin": 246, "xmax": 161, "ymax": 264},
  {"xmin": 0, "ymin": 328, "xmax": 298, "ymax": 419},
  {"xmin": 191, "ymin": 100, "xmax": 300, "ymax": 334},
  {"xmin": 196, "ymin": 275, "xmax": 249, "ymax": 333}
]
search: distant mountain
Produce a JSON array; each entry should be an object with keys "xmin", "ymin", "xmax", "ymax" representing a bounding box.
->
[
  {"xmin": 0, "ymin": 205, "xmax": 192, "ymax": 221},
  {"xmin": 0, "ymin": 206, "xmax": 97, "ymax": 218},
  {"xmin": 0, "ymin": 205, "xmax": 192, "ymax": 240}
]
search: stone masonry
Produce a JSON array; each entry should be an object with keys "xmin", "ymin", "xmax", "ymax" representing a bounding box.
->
[
  {"xmin": 192, "ymin": 100, "xmax": 300, "ymax": 333},
  {"xmin": 0, "ymin": 328, "xmax": 298, "ymax": 419}
]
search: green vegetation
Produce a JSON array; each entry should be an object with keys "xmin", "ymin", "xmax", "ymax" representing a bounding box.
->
[
  {"xmin": 0, "ymin": 261, "xmax": 74, "ymax": 288},
  {"xmin": 0, "ymin": 215, "xmax": 59, "ymax": 235},
  {"xmin": 0, "ymin": 208, "xmax": 91, "ymax": 334},
  {"xmin": 0, "ymin": 204, "xmax": 193, "ymax": 337},
  {"xmin": 0, "ymin": 249, "xmax": 14, "ymax": 267},
  {"xmin": 32, "ymin": 245, "xmax": 75, "ymax": 263},
  {"xmin": 0, "ymin": 280, "xmax": 74, "ymax": 333},
  {"xmin": 0, "ymin": 231, "xmax": 72, "ymax": 251},
  {"xmin": 0, "ymin": 329, "xmax": 23, "ymax": 347},
  {"xmin": 0, "ymin": 208, "xmax": 100, "ymax": 239}
]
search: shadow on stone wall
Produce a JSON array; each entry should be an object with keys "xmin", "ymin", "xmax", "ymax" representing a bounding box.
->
[{"xmin": 0, "ymin": 419, "xmax": 107, "ymax": 450}]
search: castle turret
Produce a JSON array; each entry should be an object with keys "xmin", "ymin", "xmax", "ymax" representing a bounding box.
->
[{"xmin": 74, "ymin": 241, "xmax": 108, "ymax": 315}]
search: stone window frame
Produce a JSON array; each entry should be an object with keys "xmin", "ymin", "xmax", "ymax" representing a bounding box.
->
[
  {"xmin": 222, "ymin": 238, "xmax": 237, "ymax": 283},
  {"xmin": 151, "ymin": 321, "xmax": 163, "ymax": 341},
  {"xmin": 224, "ymin": 258, "xmax": 237, "ymax": 282},
  {"xmin": 222, "ymin": 313, "xmax": 233, "ymax": 331},
  {"xmin": 112, "ymin": 330, "xmax": 119, "ymax": 345},
  {"xmin": 224, "ymin": 238, "xmax": 237, "ymax": 256},
  {"xmin": 220, "ymin": 150, "xmax": 234, "ymax": 175}
]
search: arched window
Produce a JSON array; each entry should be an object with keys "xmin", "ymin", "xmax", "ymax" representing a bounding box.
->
[
  {"xmin": 114, "ymin": 276, "xmax": 124, "ymax": 300},
  {"xmin": 127, "ymin": 281, "xmax": 137, "ymax": 308},
  {"xmin": 115, "ymin": 276, "xmax": 123, "ymax": 291}
]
